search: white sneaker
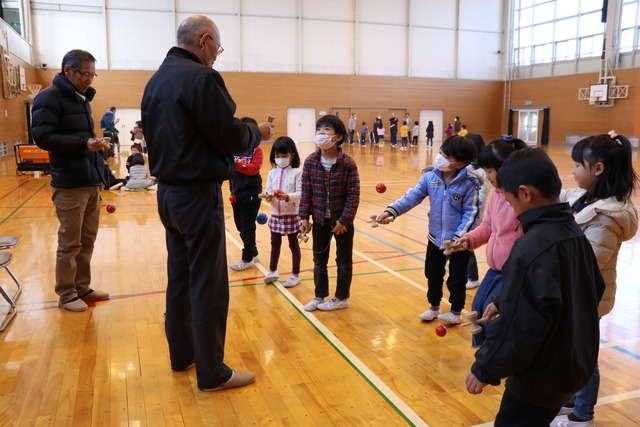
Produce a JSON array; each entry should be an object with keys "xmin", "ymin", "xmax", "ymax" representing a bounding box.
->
[
  {"xmin": 229, "ymin": 259, "xmax": 255, "ymax": 271},
  {"xmin": 419, "ymin": 308, "xmax": 440, "ymax": 321},
  {"xmin": 148, "ymin": 184, "xmax": 158, "ymax": 190},
  {"xmin": 466, "ymin": 280, "xmax": 480, "ymax": 289},
  {"xmin": 317, "ymin": 297, "xmax": 349, "ymax": 311},
  {"xmin": 550, "ymin": 415, "xmax": 595, "ymax": 427},
  {"xmin": 264, "ymin": 271, "xmax": 279, "ymax": 284},
  {"xmin": 253, "ymin": 255, "xmax": 260, "ymax": 263},
  {"xmin": 283, "ymin": 276, "xmax": 300, "ymax": 288},
  {"xmin": 109, "ymin": 182, "xmax": 124, "ymax": 190},
  {"xmin": 437, "ymin": 311, "xmax": 463, "ymax": 324},
  {"xmin": 304, "ymin": 297, "xmax": 325, "ymax": 312}
]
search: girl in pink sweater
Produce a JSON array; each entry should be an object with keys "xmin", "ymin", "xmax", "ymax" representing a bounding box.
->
[{"xmin": 451, "ymin": 137, "xmax": 527, "ymax": 347}]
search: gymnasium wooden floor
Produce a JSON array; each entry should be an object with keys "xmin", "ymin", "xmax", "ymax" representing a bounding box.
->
[{"xmin": 0, "ymin": 141, "xmax": 639, "ymax": 427}]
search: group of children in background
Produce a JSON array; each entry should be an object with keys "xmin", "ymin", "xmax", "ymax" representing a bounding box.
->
[
  {"xmin": 359, "ymin": 119, "xmax": 422, "ymax": 149},
  {"xmin": 227, "ymin": 113, "xmax": 638, "ymax": 426}
]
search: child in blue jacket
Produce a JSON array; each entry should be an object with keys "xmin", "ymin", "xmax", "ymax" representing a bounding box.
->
[{"xmin": 377, "ymin": 135, "xmax": 481, "ymax": 323}]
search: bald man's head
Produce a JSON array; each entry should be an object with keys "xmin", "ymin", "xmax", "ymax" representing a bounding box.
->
[
  {"xmin": 177, "ymin": 15, "xmax": 216, "ymax": 47},
  {"xmin": 176, "ymin": 15, "xmax": 221, "ymax": 67}
]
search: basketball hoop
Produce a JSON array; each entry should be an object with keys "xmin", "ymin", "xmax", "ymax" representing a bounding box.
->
[
  {"xmin": 27, "ymin": 84, "xmax": 42, "ymax": 99},
  {"xmin": 589, "ymin": 96, "xmax": 600, "ymax": 105}
]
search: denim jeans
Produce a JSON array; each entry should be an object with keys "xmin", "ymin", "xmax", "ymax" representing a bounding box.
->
[
  {"xmin": 569, "ymin": 353, "xmax": 600, "ymax": 420},
  {"xmin": 470, "ymin": 268, "xmax": 503, "ymax": 347}
]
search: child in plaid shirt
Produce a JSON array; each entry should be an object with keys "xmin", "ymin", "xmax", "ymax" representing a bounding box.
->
[{"xmin": 299, "ymin": 115, "xmax": 360, "ymax": 311}]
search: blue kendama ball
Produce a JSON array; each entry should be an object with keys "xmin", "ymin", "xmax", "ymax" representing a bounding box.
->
[{"xmin": 256, "ymin": 213, "xmax": 268, "ymax": 224}]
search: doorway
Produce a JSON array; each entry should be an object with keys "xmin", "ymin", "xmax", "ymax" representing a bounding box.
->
[
  {"xmin": 418, "ymin": 110, "xmax": 444, "ymax": 144},
  {"xmin": 286, "ymin": 108, "xmax": 316, "ymax": 143},
  {"xmin": 113, "ymin": 107, "xmax": 142, "ymax": 154},
  {"xmin": 517, "ymin": 110, "xmax": 539, "ymax": 146}
]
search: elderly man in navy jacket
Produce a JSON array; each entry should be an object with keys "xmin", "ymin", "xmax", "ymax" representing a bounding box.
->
[
  {"xmin": 32, "ymin": 49, "xmax": 111, "ymax": 312},
  {"xmin": 142, "ymin": 15, "xmax": 273, "ymax": 392}
]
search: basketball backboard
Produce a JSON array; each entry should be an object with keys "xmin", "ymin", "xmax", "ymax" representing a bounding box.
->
[{"xmin": 589, "ymin": 83, "xmax": 609, "ymax": 102}]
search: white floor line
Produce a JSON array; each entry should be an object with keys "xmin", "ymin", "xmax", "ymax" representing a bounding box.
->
[
  {"xmin": 353, "ymin": 249, "xmax": 461, "ymax": 313},
  {"xmin": 225, "ymin": 231, "xmax": 429, "ymax": 427},
  {"xmin": 353, "ymin": 249, "xmax": 428, "ymax": 293}
]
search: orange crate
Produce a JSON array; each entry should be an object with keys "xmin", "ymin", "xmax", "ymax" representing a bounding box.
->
[{"xmin": 18, "ymin": 145, "xmax": 49, "ymax": 163}]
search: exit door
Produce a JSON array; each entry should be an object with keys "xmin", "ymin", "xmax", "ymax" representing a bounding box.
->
[
  {"xmin": 286, "ymin": 108, "xmax": 316, "ymax": 143},
  {"xmin": 517, "ymin": 110, "xmax": 539, "ymax": 146}
]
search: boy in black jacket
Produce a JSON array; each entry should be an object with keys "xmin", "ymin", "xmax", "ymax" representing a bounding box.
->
[{"xmin": 465, "ymin": 149, "xmax": 605, "ymax": 426}]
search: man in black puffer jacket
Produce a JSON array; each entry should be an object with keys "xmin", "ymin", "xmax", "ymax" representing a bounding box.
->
[{"xmin": 32, "ymin": 49, "xmax": 111, "ymax": 312}]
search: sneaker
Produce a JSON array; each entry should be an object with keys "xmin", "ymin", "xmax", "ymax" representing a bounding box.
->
[
  {"xmin": 317, "ymin": 297, "xmax": 349, "ymax": 311},
  {"xmin": 148, "ymin": 184, "xmax": 158, "ymax": 190},
  {"xmin": 550, "ymin": 415, "xmax": 595, "ymax": 427},
  {"xmin": 466, "ymin": 280, "xmax": 480, "ymax": 289},
  {"xmin": 80, "ymin": 289, "xmax": 110, "ymax": 301},
  {"xmin": 253, "ymin": 255, "xmax": 260, "ymax": 263},
  {"xmin": 109, "ymin": 182, "xmax": 124, "ymax": 190},
  {"xmin": 199, "ymin": 369, "xmax": 256, "ymax": 392},
  {"xmin": 437, "ymin": 311, "xmax": 463, "ymax": 324},
  {"xmin": 283, "ymin": 276, "xmax": 300, "ymax": 288},
  {"xmin": 304, "ymin": 297, "xmax": 325, "ymax": 312},
  {"xmin": 264, "ymin": 271, "xmax": 280, "ymax": 284},
  {"xmin": 229, "ymin": 259, "xmax": 255, "ymax": 271},
  {"xmin": 58, "ymin": 297, "xmax": 88, "ymax": 312},
  {"xmin": 419, "ymin": 308, "xmax": 440, "ymax": 321}
]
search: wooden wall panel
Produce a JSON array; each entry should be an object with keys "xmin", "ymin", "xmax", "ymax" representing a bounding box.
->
[
  {"xmin": 34, "ymin": 69, "xmax": 504, "ymax": 141},
  {"xmin": 28, "ymin": 67, "xmax": 640, "ymax": 146}
]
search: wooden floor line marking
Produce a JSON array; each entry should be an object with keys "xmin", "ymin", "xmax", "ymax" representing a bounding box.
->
[
  {"xmin": 0, "ymin": 181, "xmax": 49, "ymax": 226},
  {"xmin": 225, "ymin": 230, "xmax": 429, "ymax": 427}
]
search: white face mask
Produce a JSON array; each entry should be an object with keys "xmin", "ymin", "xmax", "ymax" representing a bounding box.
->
[
  {"xmin": 315, "ymin": 134, "xmax": 336, "ymax": 150},
  {"xmin": 435, "ymin": 153, "xmax": 455, "ymax": 172},
  {"xmin": 275, "ymin": 157, "xmax": 290, "ymax": 168}
]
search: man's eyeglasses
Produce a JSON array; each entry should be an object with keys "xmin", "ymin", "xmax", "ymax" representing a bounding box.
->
[
  {"xmin": 207, "ymin": 35, "xmax": 224, "ymax": 55},
  {"xmin": 75, "ymin": 70, "xmax": 98, "ymax": 79}
]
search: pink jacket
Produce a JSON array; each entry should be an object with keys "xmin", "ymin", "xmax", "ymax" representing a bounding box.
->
[{"xmin": 464, "ymin": 188, "xmax": 523, "ymax": 271}]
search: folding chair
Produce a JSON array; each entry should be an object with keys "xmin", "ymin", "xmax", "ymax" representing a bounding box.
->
[{"xmin": 0, "ymin": 236, "xmax": 21, "ymax": 332}]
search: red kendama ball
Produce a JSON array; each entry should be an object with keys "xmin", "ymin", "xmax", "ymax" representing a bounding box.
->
[
  {"xmin": 106, "ymin": 204, "xmax": 116, "ymax": 213},
  {"xmin": 273, "ymin": 189, "xmax": 283, "ymax": 199},
  {"xmin": 435, "ymin": 325, "xmax": 447, "ymax": 337},
  {"xmin": 376, "ymin": 183, "xmax": 387, "ymax": 193},
  {"xmin": 229, "ymin": 194, "xmax": 237, "ymax": 203}
]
